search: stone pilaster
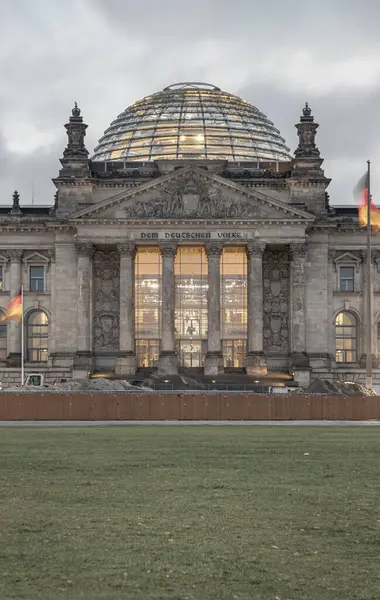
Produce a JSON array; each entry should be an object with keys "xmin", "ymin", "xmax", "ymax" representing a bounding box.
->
[
  {"xmin": 158, "ymin": 243, "xmax": 178, "ymax": 374},
  {"xmin": 290, "ymin": 242, "xmax": 310, "ymax": 385},
  {"xmin": 359, "ymin": 249, "xmax": 378, "ymax": 368},
  {"xmin": 246, "ymin": 242, "xmax": 267, "ymax": 377},
  {"xmin": 115, "ymin": 242, "xmax": 137, "ymax": 375},
  {"xmin": 204, "ymin": 243, "xmax": 224, "ymax": 376},
  {"xmin": 6, "ymin": 249, "xmax": 23, "ymax": 366},
  {"xmin": 73, "ymin": 242, "xmax": 93, "ymax": 377}
]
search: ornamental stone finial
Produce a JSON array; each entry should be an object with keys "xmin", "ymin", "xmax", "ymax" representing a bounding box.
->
[
  {"xmin": 302, "ymin": 102, "xmax": 312, "ymax": 118},
  {"xmin": 72, "ymin": 102, "xmax": 81, "ymax": 118},
  {"xmin": 10, "ymin": 190, "xmax": 22, "ymax": 215}
]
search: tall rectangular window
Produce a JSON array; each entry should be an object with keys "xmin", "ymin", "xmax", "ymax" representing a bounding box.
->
[
  {"xmin": 339, "ymin": 266, "xmax": 354, "ymax": 292},
  {"xmin": 0, "ymin": 266, "xmax": 3, "ymax": 291},
  {"xmin": 135, "ymin": 248, "xmax": 162, "ymax": 368},
  {"xmin": 221, "ymin": 247, "xmax": 247, "ymax": 368},
  {"xmin": 175, "ymin": 247, "xmax": 208, "ymax": 368},
  {"xmin": 29, "ymin": 266, "xmax": 45, "ymax": 292}
]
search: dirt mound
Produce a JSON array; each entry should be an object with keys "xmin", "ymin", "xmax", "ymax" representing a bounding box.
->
[{"xmin": 304, "ymin": 379, "xmax": 376, "ymax": 396}]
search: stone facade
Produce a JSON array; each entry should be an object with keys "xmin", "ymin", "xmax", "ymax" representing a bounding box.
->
[{"xmin": 0, "ymin": 101, "xmax": 378, "ymax": 386}]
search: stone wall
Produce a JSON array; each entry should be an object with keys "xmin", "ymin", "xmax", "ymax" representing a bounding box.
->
[
  {"xmin": 93, "ymin": 250, "xmax": 120, "ymax": 352},
  {"xmin": 263, "ymin": 249, "xmax": 290, "ymax": 355}
]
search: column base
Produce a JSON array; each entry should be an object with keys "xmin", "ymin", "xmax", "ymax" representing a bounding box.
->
[
  {"xmin": 6, "ymin": 352, "xmax": 21, "ymax": 367},
  {"xmin": 157, "ymin": 351, "xmax": 179, "ymax": 375},
  {"xmin": 359, "ymin": 354, "xmax": 379, "ymax": 369},
  {"xmin": 290, "ymin": 352, "xmax": 310, "ymax": 387},
  {"xmin": 308, "ymin": 353, "xmax": 332, "ymax": 370},
  {"xmin": 292, "ymin": 369, "xmax": 311, "ymax": 387},
  {"xmin": 50, "ymin": 352, "xmax": 75, "ymax": 369},
  {"xmin": 204, "ymin": 351, "xmax": 224, "ymax": 376},
  {"xmin": 73, "ymin": 352, "xmax": 93, "ymax": 380},
  {"xmin": 290, "ymin": 352, "xmax": 310, "ymax": 369},
  {"xmin": 246, "ymin": 352, "xmax": 267, "ymax": 377},
  {"xmin": 115, "ymin": 352, "xmax": 137, "ymax": 376}
]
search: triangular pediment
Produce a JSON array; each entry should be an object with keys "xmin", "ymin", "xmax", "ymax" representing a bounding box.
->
[{"xmin": 71, "ymin": 166, "xmax": 315, "ymax": 222}]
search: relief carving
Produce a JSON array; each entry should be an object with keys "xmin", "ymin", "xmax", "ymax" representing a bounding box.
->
[
  {"xmin": 263, "ymin": 249, "xmax": 289, "ymax": 352},
  {"xmin": 93, "ymin": 250, "xmax": 120, "ymax": 350},
  {"xmin": 122, "ymin": 172, "xmax": 269, "ymax": 219}
]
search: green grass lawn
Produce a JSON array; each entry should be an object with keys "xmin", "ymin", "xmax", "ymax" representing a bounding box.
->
[{"xmin": 1, "ymin": 426, "xmax": 380, "ymax": 600}]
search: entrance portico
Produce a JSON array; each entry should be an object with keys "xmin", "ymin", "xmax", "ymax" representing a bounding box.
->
[{"xmin": 75, "ymin": 235, "xmax": 309, "ymax": 378}]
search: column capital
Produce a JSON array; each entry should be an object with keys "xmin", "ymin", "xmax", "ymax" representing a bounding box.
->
[
  {"xmin": 205, "ymin": 243, "xmax": 223, "ymax": 258},
  {"xmin": 289, "ymin": 242, "xmax": 308, "ymax": 260},
  {"xmin": 246, "ymin": 242, "xmax": 266, "ymax": 258},
  {"xmin": 117, "ymin": 242, "xmax": 136, "ymax": 257},
  {"xmin": 159, "ymin": 242, "xmax": 177, "ymax": 257},
  {"xmin": 75, "ymin": 242, "xmax": 94, "ymax": 257},
  {"xmin": 6, "ymin": 249, "xmax": 23, "ymax": 261}
]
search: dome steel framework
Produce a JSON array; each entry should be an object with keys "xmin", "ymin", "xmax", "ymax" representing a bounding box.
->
[{"xmin": 91, "ymin": 82, "xmax": 292, "ymax": 163}]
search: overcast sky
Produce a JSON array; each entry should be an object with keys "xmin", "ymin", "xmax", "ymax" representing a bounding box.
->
[{"xmin": 1, "ymin": 0, "xmax": 379, "ymax": 207}]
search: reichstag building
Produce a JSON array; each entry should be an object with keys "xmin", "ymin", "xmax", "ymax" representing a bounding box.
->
[{"xmin": 0, "ymin": 82, "xmax": 377, "ymax": 386}]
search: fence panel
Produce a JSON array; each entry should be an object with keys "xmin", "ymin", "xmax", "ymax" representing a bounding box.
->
[{"xmin": 1, "ymin": 393, "xmax": 380, "ymax": 421}]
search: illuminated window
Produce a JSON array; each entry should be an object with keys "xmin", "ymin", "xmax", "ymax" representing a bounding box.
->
[
  {"xmin": 0, "ymin": 310, "xmax": 6, "ymax": 361},
  {"xmin": 29, "ymin": 266, "xmax": 44, "ymax": 292},
  {"xmin": 27, "ymin": 310, "xmax": 48, "ymax": 362},
  {"xmin": 175, "ymin": 247, "xmax": 208, "ymax": 367},
  {"xmin": 221, "ymin": 247, "xmax": 247, "ymax": 368},
  {"xmin": 335, "ymin": 311, "xmax": 357, "ymax": 363},
  {"xmin": 135, "ymin": 248, "xmax": 162, "ymax": 367},
  {"xmin": 339, "ymin": 266, "xmax": 354, "ymax": 292}
]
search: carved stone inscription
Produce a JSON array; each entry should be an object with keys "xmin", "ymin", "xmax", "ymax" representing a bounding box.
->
[
  {"xmin": 93, "ymin": 250, "xmax": 120, "ymax": 350},
  {"xmin": 263, "ymin": 249, "xmax": 289, "ymax": 352}
]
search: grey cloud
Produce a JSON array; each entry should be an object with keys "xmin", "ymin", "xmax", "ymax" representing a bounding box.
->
[{"xmin": 0, "ymin": 0, "xmax": 379, "ymax": 206}]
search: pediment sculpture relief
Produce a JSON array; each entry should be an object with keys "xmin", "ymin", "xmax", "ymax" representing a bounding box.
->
[{"xmin": 122, "ymin": 172, "xmax": 269, "ymax": 219}]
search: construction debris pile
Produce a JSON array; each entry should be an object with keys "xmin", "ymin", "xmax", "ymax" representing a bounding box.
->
[
  {"xmin": 2, "ymin": 378, "xmax": 152, "ymax": 393},
  {"xmin": 299, "ymin": 379, "xmax": 377, "ymax": 396}
]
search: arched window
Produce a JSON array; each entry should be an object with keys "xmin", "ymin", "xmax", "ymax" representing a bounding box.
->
[
  {"xmin": 335, "ymin": 311, "xmax": 357, "ymax": 363},
  {"xmin": 0, "ymin": 311, "xmax": 7, "ymax": 361},
  {"xmin": 27, "ymin": 310, "xmax": 48, "ymax": 362}
]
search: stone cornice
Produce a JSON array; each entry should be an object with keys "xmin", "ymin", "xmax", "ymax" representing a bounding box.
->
[{"xmin": 71, "ymin": 218, "xmax": 309, "ymax": 227}]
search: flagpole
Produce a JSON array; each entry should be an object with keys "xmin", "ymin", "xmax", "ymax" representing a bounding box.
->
[
  {"xmin": 366, "ymin": 160, "xmax": 372, "ymax": 389},
  {"xmin": 21, "ymin": 285, "xmax": 24, "ymax": 387}
]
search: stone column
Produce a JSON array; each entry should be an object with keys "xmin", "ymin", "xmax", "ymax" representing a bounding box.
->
[
  {"xmin": 158, "ymin": 243, "xmax": 178, "ymax": 374},
  {"xmin": 290, "ymin": 242, "xmax": 310, "ymax": 385},
  {"xmin": 360, "ymin": 249, "xmax": 378, "ymax": 368},
  {"xmin": 73, "ymin": 243, "xmax": 93, "ymax": 377},
  {"xmin": 115, "ymin": 242, "xmax": 136, "ymax": 375},
  {"xmin": 204, "ymin": 243, "xmax": 224, "ymax": 375},
  {"xmin": 7, "ymin": 249, "xmax": 23, "ymax": 365},
  {"xmin": 246, "ymin": 242, "xmax": 267, "ymax": 377}
]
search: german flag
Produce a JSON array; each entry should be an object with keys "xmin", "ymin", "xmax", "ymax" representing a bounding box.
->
[
  {"xmin": 0, "ymin": 290, "xmax": 22, "ymax": 323},
  {"xmin": 356, "ymin": 171, "xmax": 380, "ymax": 231}
]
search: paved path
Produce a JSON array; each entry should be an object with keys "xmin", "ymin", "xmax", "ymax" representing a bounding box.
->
[{"xmin": 1, "ymin": 420, "xmax": 380, "ymax": 427}]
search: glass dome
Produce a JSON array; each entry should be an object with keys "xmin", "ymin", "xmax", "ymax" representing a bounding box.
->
[{"xmin": 91, "ymin": 82, "xmax": 292, "ymax": 163}]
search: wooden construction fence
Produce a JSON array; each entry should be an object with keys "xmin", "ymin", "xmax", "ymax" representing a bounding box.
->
[{"xmin": 0, "ymin": 393, "xmax": 380, "ymax": 421}]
